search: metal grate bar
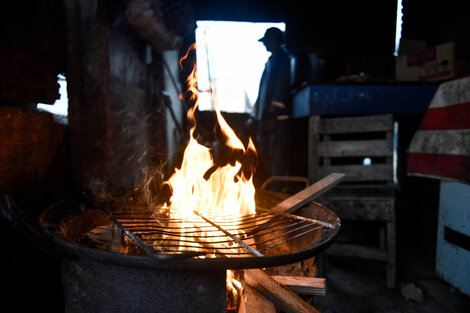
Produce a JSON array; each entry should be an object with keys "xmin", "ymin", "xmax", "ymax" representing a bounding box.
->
[
  {"xmin": 194, "ymin": 210, "xmax": 264, "ymax": 257},
  {"xmin": 104, "ymin": 206, "xmax": 334, "ymax": 258}
]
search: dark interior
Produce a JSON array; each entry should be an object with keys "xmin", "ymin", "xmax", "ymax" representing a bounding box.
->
[{"xmin": 1, "ymin": 0, "xmax": 469, "ymax": 312}]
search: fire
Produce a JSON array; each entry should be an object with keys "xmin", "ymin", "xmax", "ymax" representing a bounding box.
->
[
  {"xmin": 162, "ymin": 43, "xmax": 255, "ymax": 311},
  {"xmin": 226, "ymin": 269, "xmax": 242, "ymax": 311},
  {"xmin": 164, "ymin": 44, "xmax": 257, "ymax": 221}
]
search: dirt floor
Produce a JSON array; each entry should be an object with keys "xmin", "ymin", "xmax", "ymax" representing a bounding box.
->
[
  {"xmin": 308, "ymin": 175, "xmax": 470, "ymax": 313},
  {"xmin": 313, "ymin": 252, "xmax": 470, "ymax": 313}
]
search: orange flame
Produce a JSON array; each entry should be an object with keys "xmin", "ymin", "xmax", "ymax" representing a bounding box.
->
[
  {"xmin": 179, "ymin": 43, "xmax": 197, "ymax": 71},
  {"xmin": 164, "ymin": 44, "xmax": 254, "ymax": 309},
  {"xmin": 164, "ymin": 44, "xmax": 257, "ymax": 221},
  {"xmin": 226, "ymin": 269, "xmax": 242, "ymax": 310}
]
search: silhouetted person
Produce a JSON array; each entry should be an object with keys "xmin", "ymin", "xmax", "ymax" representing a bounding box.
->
[{"xmin": 250, "ymin": 27, "xmax": 292, "ymax": 188}]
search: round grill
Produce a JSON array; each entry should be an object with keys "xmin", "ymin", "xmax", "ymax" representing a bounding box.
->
[{"xmin": 40, "ymin": 191, "xmax": 340, "ymax": 270}]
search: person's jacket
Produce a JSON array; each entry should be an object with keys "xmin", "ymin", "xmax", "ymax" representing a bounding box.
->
[{"xmin": 254, "ymin": 48, "xmax": 291, "ymax": 122}]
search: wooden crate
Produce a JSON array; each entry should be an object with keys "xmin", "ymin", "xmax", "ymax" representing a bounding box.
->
[{"xmin": 308, "ymin": 114, "xmax": 397, "ymax": 289}]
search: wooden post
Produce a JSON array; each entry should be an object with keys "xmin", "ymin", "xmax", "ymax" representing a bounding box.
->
[
  {"xmin": 386, "ymin": 221, "xmax": 396, "ymax": 289},
  {"xmin": 308, "ymin": 115, "xmax": 320, "ymax": 182}
]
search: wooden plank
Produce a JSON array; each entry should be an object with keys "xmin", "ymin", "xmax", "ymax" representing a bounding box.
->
[
  {"xmin": 264, "ymin": 258, "xmax": 317, "ymax": 289},
  {"xmin": 270, "ymin": 173, "xmax": 345, "ymax": 214},
  {"xmin": 320, "ymin": 114, "xmax": 394, "ymax": 134},
  {"xmin": 318, "ymin": 196, "xmax": 395, "ymax": 221},
  {"xmin": 325, "ymin": 243, "xmax": 388, "ymax": 261},
  {"xmin": 244, "ymin": 269, "xmax": 321, "ymax": 313},
  {"xmin": 271, "ymin": 276, "xmax": 326, "ymax": 296},
  {"xmin": 318, "ymin": 164, "xmax": 393, "ymax": 182},
  {"xmin": 238, "ymin": 284, "xmax": 276, "ymax": 313},
  {"xmin": 84, "ymin": 224, "xmax": 122, "ymax": 252},
  {"xmin": 386, "ymin": 221, "xmax": 396, "ymax": 289},
  {"xmin": 308, "ymin": 115, "xmax": 320, "ymax": 182},
  {"xmin": 318, "ymin": 140, "xmax": 393, "ymax": 157}
]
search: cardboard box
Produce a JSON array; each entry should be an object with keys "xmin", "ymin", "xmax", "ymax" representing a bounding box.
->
[{"xmin": 395, "ymin": 42, "xmax": 470, "ymax": 81}]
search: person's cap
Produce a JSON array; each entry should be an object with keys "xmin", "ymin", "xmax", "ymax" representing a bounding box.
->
[{"xmin": 258, "ymin": 27, "xmax": 284, "ymax": 43}]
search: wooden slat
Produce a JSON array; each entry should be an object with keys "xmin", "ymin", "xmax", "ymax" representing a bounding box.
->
[
  {"xmin": 318, "ymin": 140, "xmax": 392, "ymax": 157},
  {"xmin": 320, "ymin": 115, "xmax": 393, "ymax": 134},
  {"xmin": 325, "ymin": 243, "xmax": 388, "ymax": 261},
  {"xmin": 386, "ymin": 221, "xmax": 397, "ymax": 289},
  {"xmin": 270, "ymin": 173, "xmax": 345, "ymax": 214},
  {"xmin": 244, "ymin": 269, "xmax": 321, "ymax": 313},
  {"xmin": 308, "ymin": 116, "xmax": 320, "ymax": 183},
  {"xmin": 318, "ymin": 164, "xmax": 393, "ymax": 182},
  {"xmin": 318, "ymin": 196, "xmax": 395, "ymax": 221},
  {"xmin": 271, "ymin": 276, "xmax": 326, "ymax": 296}
]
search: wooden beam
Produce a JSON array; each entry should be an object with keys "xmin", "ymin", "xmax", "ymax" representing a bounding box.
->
[
  {"xmin": 318, "ymin": 164, "xmax": 393, "ymax": 182},
  {"xmin": 319, "ymin": 114, "xmax": 394, "ymax": 134},
  {"xmin": 317, "ymin": 140, "xmax": 393, "ymax": 158},
  {"xmin": 244, "ymin": 269, "xmax": 321, "ymax": 313},
  {"xmin": 271, "ymin": 276, "xmax": 326, "ymax": 296},
  {"xmin": 238, "ymin": 284, "xmax": 276, "ymax": 313},
  {"xmin": 325, "ymin": 243, "xmax": 387, "ymax": 261},
  {"xmin": 270, "ymin": 172, "xmax": 345, "ymax": 214},
  {"xmin": 308, "ymin": 115, "xmax": 320, "ymax": 183},
  {"xmin": 319, "ymin": 197, "xmax": 395, "ymax": 221}
]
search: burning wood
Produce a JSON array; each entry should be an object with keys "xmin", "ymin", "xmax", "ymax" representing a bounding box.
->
[
  {"xmin": 238, "ymin": 284, "xmax": 276, "ymax": 313},
  {"xmin": 226, "ymin": 270, "xmax": 243, "ymax": 312},
  {"xmin": 243, "ymin": 269, "xmax": 321, "ymax": 313},
  {"xmin": 235, "ymin": 273, "xmax": 326, "ymax": 313},
  {"xmin": 84, "ymin": 224, "xmax": 122, "ymax": 252},
  {"xmin": 271, "ymin": 276, "xmax": 326, "ymax": 296}
]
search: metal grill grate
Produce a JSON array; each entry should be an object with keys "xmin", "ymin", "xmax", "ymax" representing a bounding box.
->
[{"xmin": 108, "ymin": 206, "xmax": 335, "ymax": 258}]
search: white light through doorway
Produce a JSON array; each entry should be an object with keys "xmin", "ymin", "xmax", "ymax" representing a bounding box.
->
[
  {"xmin": 195, "ymin": 21, "xmax": 286, "ymax": 113},
  {"xmin": 37, "ymin": 74, "xmax": 68, "ymax": 116},
  {"xmin": 394, "ymin": 0, "xmax": 403, "ymax": 56}
]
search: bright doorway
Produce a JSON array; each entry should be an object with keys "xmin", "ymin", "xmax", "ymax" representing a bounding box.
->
[{"xmin": 195, "ymin": 21, "xmax": 286, "ymax": 114}]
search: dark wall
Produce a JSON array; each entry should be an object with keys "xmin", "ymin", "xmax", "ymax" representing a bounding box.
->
[
  {"xmin": 189, "ymin": 0, "xmax": 397, "ymax": 49},
  {"xmin": 190, "ymin": 0, "xmax": 288, "ymax": 22},
  {"xmin": 189, "ymin": 0, "xmax": 469, "ymax": 81},
  {"xmin": 189, "ymin": 0, "xmax": 398, "ymax": 81},
  {"xmin": 401, "ymin": 0, "xmax": 470, "ymax": 46},
  {"xmin": 0, "ymin": 0, "xmax": 65, "ymax": 104}
]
